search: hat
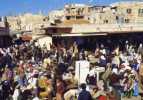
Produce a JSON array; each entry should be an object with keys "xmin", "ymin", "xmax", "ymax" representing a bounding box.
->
[
  {"xmin": 89, "ymin": 69, "xmax": 95, "ymax": 76},
  {"xmin": 119, "ymin": 69, "xmax": 125, "ymax": 73},
  {"xmin": 112, "ymin": 68, "xmax": 118, "ymax": 74},
  {"xmin": 125, "ymin": 66, "xmax": 131, "ymax": 70},
  {"xmin": 109, "ymin": 86, "xmax": 113, "ymax": 92},
  {"xmin": 122, "ymin": 62, "xmax": 129, "ymax": 67},
  {"xmin": 67, "ymin": 66, "xmax": 74, "ymax": 71},
  {"xmin": 16, "ymin": 84, "xmax": 20, "ymax": 89},
  {"xmin": 131, "ymin": 70, "xmax": 134, "ymax": 74},
  {"xmin": 32, "ymin": 70, "xmax": 39, "ymax": 76},
  {"xmin": 43, "ymin": 72, "xmax": 48, "ymax": 76},
  {"xmin": 93, "ymin": 85, "xmax": 98, "ymax": 90},
  {"xmin": 19, "ymin": 60, "xmax": 23, "ymax": 64},
  {"xmin": 124, "ymin": 73, "xmax": 128, "ymax": 77},
  {"xmin": 100, "ymin": 55, "xmax": 106, "ymax": 60},
  {"xmin": 100, "ymin": 49, "xmax": 106, "ymax": 55}
]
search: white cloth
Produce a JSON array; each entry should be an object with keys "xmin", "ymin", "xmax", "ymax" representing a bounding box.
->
[
  {"xmin": 100, "ymin": 55, "xmax": 106, "ymax": 60},
  {"xmin": 100, "ymin": 49, "xmax": 106, "ymax": 55},
  {"xmin": 12, "ymin": 89, "xmax": 20, "ymax": 100},
  {"xmin": 28, "ymin": 78, "xmax": 37, "ymax": 89},
  {"xmin": 125, "ymin": 66, "xmax": 131, "ymax": 70},
  {"xmin": 33, "ymin": 97, "xmax": 40, "ymax": 100},
  {"xmin": 120, "ymin": 54, "xmax": 127, "ymax": 62},
  {"xmin": 97, "ymin": 80, "xmax": 104, "ymax": 90},
  {"xmin": 63, "ymin": 73, "xmax": 73, "ymax": 80},
  {"xmin": 89, "ymin": 68, "xmax": 96, "ymax": 76},
  {"xmin": 112, "ymin": 68, "xmax": 118, "ymax": 74},
  {"xmin": 64, "ymin": 89, "xmax": 78, "ymax": 100},
  {"xmin": 112, "ymin": 56, "xmax": 120, "ymax": 66}
]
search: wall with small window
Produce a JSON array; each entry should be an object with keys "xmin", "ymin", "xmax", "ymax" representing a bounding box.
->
[
  {"xmin": 138, "ymin": 9, "xmax": 143, "ymax": 16},
  {"xmin": 125, "ymin": 19, "xmax": 130, "ymax": 23},
  {"xmin": 0, "ymin": 17, "xmax": 2, "ymax": 22},
  {"xmin": 127, "ymin": 8, "xmax": 132, "ymax": 14}
]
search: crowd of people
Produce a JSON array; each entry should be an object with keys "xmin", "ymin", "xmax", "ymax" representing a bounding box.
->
[{"xmin": 0, "ymin": 37, "xmax": 143, "ymax": 100}]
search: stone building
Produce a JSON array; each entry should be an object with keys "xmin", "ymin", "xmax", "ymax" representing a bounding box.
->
[
  {"xmin": 48, "ymin": 10, "xmax": 65, "ymax": 24},
  {"xmin": 0, "ymin": 17, "xmax": 11, "ymax": 47},
  {"xmin": 88, "ymin": 6, "xmax": 116, "ymax": 24},
  {"xmin": 47, "ymin": 1, "xmax": 143, "ymax": 25},
  {"xmin": 89, "ymin": 1, "xmax": 143, "ymax": 24},
  {"xmin": 47, "ymin": 4, "xmax": 92, "ymax": 26},
  {"xmin": 64, "ymin": 4, "xmax": 91, "ymax": 21},
  {"xmin": 7, "ymin": 13, "xmax": 48, "ymax": 32},
  {"xmin": 111, "ymin": 1, "xmax": 143, "ymax": 24},
  {"xmin": 4, "ymin": 1, "xmax": 143, "ymax": 49}
]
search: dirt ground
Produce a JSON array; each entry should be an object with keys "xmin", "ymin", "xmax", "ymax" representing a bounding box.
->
[{"xmin": 122, "ymin": 96, "xmax": 142, "ymax": 100}]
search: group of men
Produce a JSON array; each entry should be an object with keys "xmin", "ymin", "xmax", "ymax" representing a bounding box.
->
[{"xmin": 0, "ymin": 37, "xmax": 143, "ymax": 100}]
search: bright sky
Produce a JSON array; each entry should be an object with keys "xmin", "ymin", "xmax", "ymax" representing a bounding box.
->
[{"xmin": 0, "ymin": 0, "xmax": 131, "ymax": 16}]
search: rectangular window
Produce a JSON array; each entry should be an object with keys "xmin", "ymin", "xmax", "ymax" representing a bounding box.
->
[
  {"xmin": 66, "ymin": 8, "xmax": 70, "ymax": 13},
  {"xmin": 66, "ymin": 16, "xmax": 71, "ymax": 20},
  {"xmin": 116, "ymin": 16, "xmax": 119, "ymax": 20},
  {"xmin": 125, "ymin": 19, "xmax": 130, "ymax": 23},
  {"xmin": 104, "ymin": 20, "xmax": 108, "ymax": 24},
  {"xmin": 138, "ymin": 9, "xmax": 143, "ymax": 16},
  {"xmin": 127, "ymin": 9, "xmax": 132, "ymax": 14},
  {"xmin": 77, "ymin": 9, "xmax": 80, "ymax": 15},
  {"xmin": 52, "ymin": 29, "xmax": 57, "ymax": 33},
  {"xmin": 76, "ymin": 16, "xmax": 84, "ymax": 19}
]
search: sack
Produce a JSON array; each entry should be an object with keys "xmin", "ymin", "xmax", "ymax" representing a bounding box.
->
[{"xmin": 139, "ymin": 64, "xmax": 143, "ymax": 76}]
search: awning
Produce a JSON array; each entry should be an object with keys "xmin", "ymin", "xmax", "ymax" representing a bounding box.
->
[
  {"xmin": 52, "ymin": 33, "xmax": 107, "ymax": 37},
  {"xmin": 21, "ymin": 35, "xmax": 32, "ymax": 41}
]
